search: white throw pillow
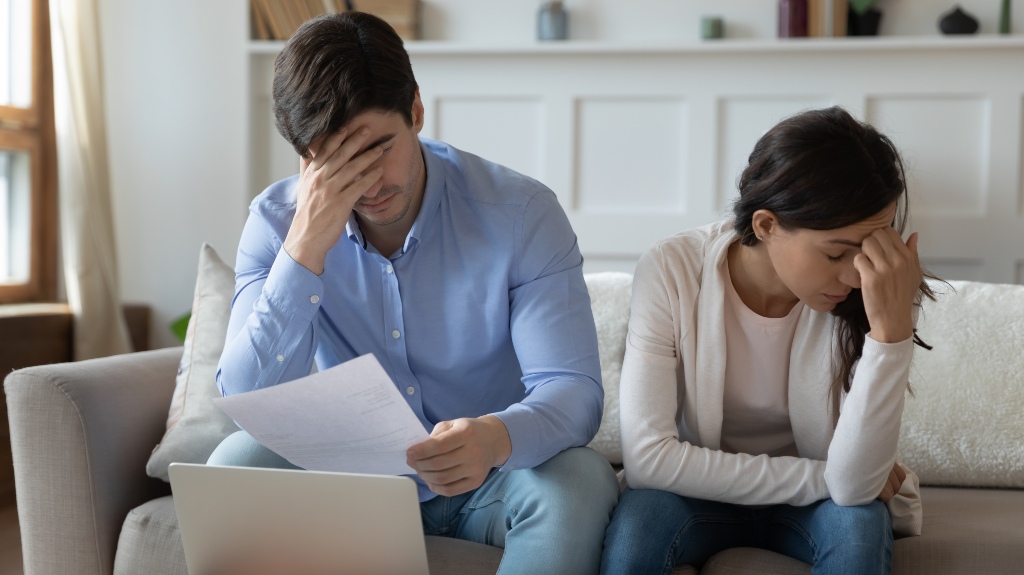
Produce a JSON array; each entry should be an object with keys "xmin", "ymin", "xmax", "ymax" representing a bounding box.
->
[
  {"xmin": 901, "ymin": 280, "xmax": 1024, "ymax": 488},
  {"xmin": 146, "ymin": 243, "xmax": 239, "ymax": 482},
  {"xmin": 584, "ymin": 272, "xmax": 633, "ymax": 465}
]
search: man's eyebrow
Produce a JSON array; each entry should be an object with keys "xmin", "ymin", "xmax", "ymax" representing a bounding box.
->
[
  {"xmin": 361, "ymin": 134, "xmax": 396, "ymax": 153},
  {"xmin": 826, "ymin": 239, "xmax": 862, "ymax": 247}
]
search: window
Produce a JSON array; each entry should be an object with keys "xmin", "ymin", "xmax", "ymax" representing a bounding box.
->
[{"xmin": 0, "ymin": 0, "xmax": 56, "ymax": 303}]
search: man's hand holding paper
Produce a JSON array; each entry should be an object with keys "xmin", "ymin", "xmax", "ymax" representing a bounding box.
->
[{"xmin": 214, "ymin": 354, "xmax": 429, "ymax": 476}]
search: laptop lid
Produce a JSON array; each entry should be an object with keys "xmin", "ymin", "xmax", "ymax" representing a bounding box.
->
[{"xmin": 169, "ymin": 463, "xmax": 430, "ymax": 575}]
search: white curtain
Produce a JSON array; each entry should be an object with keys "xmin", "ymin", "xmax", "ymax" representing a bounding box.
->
[{"xmin": 49, "ymin": 0, "xmax": 132, "ymax": 360}]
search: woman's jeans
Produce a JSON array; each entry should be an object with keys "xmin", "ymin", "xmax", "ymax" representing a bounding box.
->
[
  {"xmin": 601, "ymin": 488, "xmax": 893, "ymax": 575},
  {"xmin": 208, "ymin": 430, "xmax": 620, "ymax": 575}
]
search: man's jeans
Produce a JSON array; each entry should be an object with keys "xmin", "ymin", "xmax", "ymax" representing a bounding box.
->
[
  {"xmin": 208, "ymin": 430, "xmax": 620, "ymax": 575},
  {"xmin": 601, "ymin": 488, "xmax": 893, "ymax": 575}
]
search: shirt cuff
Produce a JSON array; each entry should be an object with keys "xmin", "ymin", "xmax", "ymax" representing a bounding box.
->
[
  {"xmin": 490, "ymin": 406, "xmax": 541, "ymax": 472},
  {"xmin": 263, "ymin": 248, "xmax": 325, "ymax": 321}
]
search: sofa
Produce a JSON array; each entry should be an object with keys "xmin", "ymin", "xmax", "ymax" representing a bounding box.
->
[{"xmin": 6, "ymin": 272, "xmax": 1024, "ymax": 575}]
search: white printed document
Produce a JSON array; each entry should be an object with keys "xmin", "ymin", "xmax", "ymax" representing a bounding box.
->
[{"xmin": 214, "ymin": 354, "xmax": 429, "ymax": 476}]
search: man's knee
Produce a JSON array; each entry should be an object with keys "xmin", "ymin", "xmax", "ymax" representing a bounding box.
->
[
  {"xmin": 529, "ymin": 447, "xmax": 619, "ymax": 519},
  {"xmin": 206, "ymin": 430, "xmax": 300, "ymax": 470}
]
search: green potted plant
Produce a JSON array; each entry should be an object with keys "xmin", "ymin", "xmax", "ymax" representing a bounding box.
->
[{"xmin": 848, "ymin": 0, "xmax": 883, "ymax": 35}]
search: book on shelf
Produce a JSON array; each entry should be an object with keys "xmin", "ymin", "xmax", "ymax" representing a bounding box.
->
[
  {"xmin": 808, "ymin": 0, "xmax": 849, "ymax": 37},
  {"xmin": 250, "ymin": 0, "xmax": 421, "ymax": 41}
]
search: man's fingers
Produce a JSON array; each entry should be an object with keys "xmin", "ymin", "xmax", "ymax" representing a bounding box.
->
[
  {"xmin": 308, "ymin": 127, "xmax": 348, "ymax": 169},
  {"xmin": 339, "ymin": 167, "xmax": 383, "ymax": 201},
  {"xmin": 407, "ymin": 421, "xmax": 462, "ymax": 461},
  {"xmin": 321, "ymin": 127, "xmax": 373, "ymax": 174},
  {"xmin": 327, "ymin": 145, "xmax": 384, "ymax": 186}
]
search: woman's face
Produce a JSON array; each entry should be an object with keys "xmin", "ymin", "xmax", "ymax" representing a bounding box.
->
[{"xmin": 757, "ymin": 203, "xmax": 898, "ymax": 313}]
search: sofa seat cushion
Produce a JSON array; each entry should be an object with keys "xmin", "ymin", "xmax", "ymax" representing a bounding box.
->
[
  {"xmin": 114, "ymin": 496, "xmax": 187, "ymax": 575},
  {"xmin": 892, "ymin": 486, "xmax": 1024, "ymax": 575}
]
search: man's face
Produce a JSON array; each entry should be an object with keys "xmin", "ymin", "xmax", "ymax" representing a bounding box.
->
[{"xmin": 310, "ymin": 95, "xmax": 425, "ymax": 230}]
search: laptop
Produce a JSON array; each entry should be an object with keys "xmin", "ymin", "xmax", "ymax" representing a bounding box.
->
[{"xmin": 169, "ymin": 463, "xmax": 430, "ymax": 575}]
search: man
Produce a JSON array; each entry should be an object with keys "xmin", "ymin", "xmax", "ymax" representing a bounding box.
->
[{"xmin": 210, "ymin": 11, "xmax": 618, "ymax": 575}]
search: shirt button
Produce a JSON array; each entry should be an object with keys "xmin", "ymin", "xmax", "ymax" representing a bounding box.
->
[
  {"xmin": 406, "ymin": 386, "xmax": 415, "ymax": 395},
  {"xmin": 276, "ymin": 354, "xmax": 285, "ymax": 362},
  {"xmin": 392, "ymin": 329, "xmax": 401, "ymax": 339},
  {"xmin": 386, "ymin": 265, "xmax": 394, "ymax": 274},
  {"xmin": 310, "ymin": 294, "xmax": 320, "ymax": 304}
]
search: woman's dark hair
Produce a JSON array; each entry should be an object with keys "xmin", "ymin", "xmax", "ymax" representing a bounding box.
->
[
  {"xmin": 272, "ymin": 12, "xmax": 418, "ymax": 158},
  {"xmin": 732, "ymin": 106, "xmax": 935, "ymax": 402}
]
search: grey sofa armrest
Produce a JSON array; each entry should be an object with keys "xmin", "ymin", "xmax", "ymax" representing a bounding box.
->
[{"xmin": 4, "ymin": 347, "xmax": 182, "ymax": 575}]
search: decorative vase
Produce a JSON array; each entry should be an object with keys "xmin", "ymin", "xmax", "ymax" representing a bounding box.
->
[
  {"xmin": 939, "ymin": 5, "xmax": 980, "ymax": 34},
  {"xmin": 537, "ymin": 1, "xmax": 568, "ymax": 41},
  {"xmin": 779, "ymin": 0, "xmax": 809, "ymax": 37},
  {"xmin": 999, "ymin": 0, "xmax": 1012, "ymax": 34},
  {"xmin": 847, "ymin": 7, "xmax": 883, "ymax": 35}
]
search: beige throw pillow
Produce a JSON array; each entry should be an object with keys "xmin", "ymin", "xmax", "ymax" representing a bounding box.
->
[{"xmin": 146, "ymin": 243, "xmax": 239, "ymax": 482}]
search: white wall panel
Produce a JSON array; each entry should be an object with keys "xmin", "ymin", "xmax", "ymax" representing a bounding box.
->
[
  {"xmin": 436, "ymin": 98, "xmax": 545, "ymax": 181},
  {"xmin": 867, "ymin": 97, "xmax": 990, "ymax": 217},
  {"xmin": 1018, "ymin": 262, "xmax": 1024, "ymax": 286},
  {"xmin": 921, "ymin": 259, "xmax": 984, "ymax": 283},
  {"xmin": 576, "ymin": 98, "xmax": 689, "ymax": 213},
  {"xmin": 717, "ymin": 97, "xmax": 831, "ymax": 211}
]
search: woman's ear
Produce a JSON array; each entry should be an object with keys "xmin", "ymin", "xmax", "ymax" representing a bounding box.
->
[{"xmin": 751, "ymin": 209, "xmax": 778, "ymax": 242}]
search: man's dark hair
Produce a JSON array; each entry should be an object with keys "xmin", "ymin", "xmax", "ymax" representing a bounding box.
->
[{"xmin": 272, "ymin": 12, "xmax": 418, "ymax": 158}]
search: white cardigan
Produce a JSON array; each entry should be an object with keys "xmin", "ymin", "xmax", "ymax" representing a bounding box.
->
[{"xmin": 620, "ymin": 220, "xmax": 922, "ymax": 536}]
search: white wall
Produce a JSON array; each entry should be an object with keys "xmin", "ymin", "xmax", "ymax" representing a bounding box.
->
[
  {"xmin": 100, "ymin": 0, "xmax": 248, "ymax": 349},
  {"xmin": 99, "ymin": 0, "xmax": 1023, "ymax": 348}
]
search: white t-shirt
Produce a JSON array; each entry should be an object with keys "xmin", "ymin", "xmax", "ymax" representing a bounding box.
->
[{"xmin": 721, "ymin": 263, "xmax": 801, "ymax": 458}]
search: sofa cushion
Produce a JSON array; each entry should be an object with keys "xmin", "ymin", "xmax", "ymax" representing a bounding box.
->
[
  {"xmin": 114, "ymin": 496, "xmax": 187, "ymax": 575},
  {"xmin": 701, "ymin": 547, "xmax": 810, "ymax": 575},
  {"xmin": 891, "ymin": 486, "xmax": 1024, "ymax": 575},
  {"xmin": 146, "ymin": 243, "xmax": 239, "ymax": 481},
  {"xmin": 584, "ymin": 272, "xmax": 633, "ymax": 464},
  {"xmin": 902, "ymin": 280, "xmax": 1024, "ymax": 487}
]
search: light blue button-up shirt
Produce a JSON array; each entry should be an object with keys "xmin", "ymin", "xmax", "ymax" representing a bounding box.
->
[{"xmin": 217, "ymin": 138, "xmax": 603, "ymax": 501}]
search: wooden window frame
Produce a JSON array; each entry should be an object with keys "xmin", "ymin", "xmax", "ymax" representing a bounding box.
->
[{"xmin": 0, "ymin": 0, "xmax": 57, "ymax": 303}]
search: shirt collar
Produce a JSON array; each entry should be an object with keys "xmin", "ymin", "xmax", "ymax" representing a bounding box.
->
[{"xmin": 345, "ymin": 139, "xmax": 444, "ymax": 255}]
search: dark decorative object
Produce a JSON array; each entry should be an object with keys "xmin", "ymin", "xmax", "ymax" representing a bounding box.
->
[
  {"xmin": 939, "ymin": 5, "xmax": 980, "ymax": 34},
  {"xmin": 537, "ymin": 1, "xmax": 568, "ymax": 41},
  {"xmin": 847, "ymin": 7, "xmax": 883, "ymax": 35},
  {"xmin": 779, "ymin": 0, "xmax": 809, "ymax": 37},
  {"xmin": 999, "ymin": 0, "xmax": 1012, "ymax": 34}
]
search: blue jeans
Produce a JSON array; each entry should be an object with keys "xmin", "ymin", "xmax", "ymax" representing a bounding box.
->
[
  {"xmin": 209, "ymin": 430, "xmax": 620, "ymax": 575},
  {"xmin": 601, "ymin": 488, "xmax": 893, "ymax": 575}
]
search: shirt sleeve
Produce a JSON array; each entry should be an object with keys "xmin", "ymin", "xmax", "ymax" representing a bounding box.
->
[
  {"xmin": 824, "ymin": 335, "xmax": 915, "ymax": 506},
  {"xmin": 491, "ymin": 189, "xmax": 604, "ymax": 471},
  {"xmin": 216, "ymin": 207, "xmax": 325, "ymax": 397},
  {"xmin": 620, "ymin": 246, "xmax": 831, "ymax": 507}
]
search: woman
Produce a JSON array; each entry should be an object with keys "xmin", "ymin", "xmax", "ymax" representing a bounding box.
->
[{"xmin": 602, "ymin": 107, "xmax": 933, "ymax": 575}]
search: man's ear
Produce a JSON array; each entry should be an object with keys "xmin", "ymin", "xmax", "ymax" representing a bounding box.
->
[
  {"xmin": 751, "ymin": 209, "xmax": 779, "ymax": 242},
  {"xmin": 411, "ymin": 89, "xmax": 425, "ymax": 134}
]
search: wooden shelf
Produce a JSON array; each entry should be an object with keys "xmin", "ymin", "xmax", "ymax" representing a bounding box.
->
[{"xmin": 249, "ymin": 35, "xmax": 1024, "ymax": 56}]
